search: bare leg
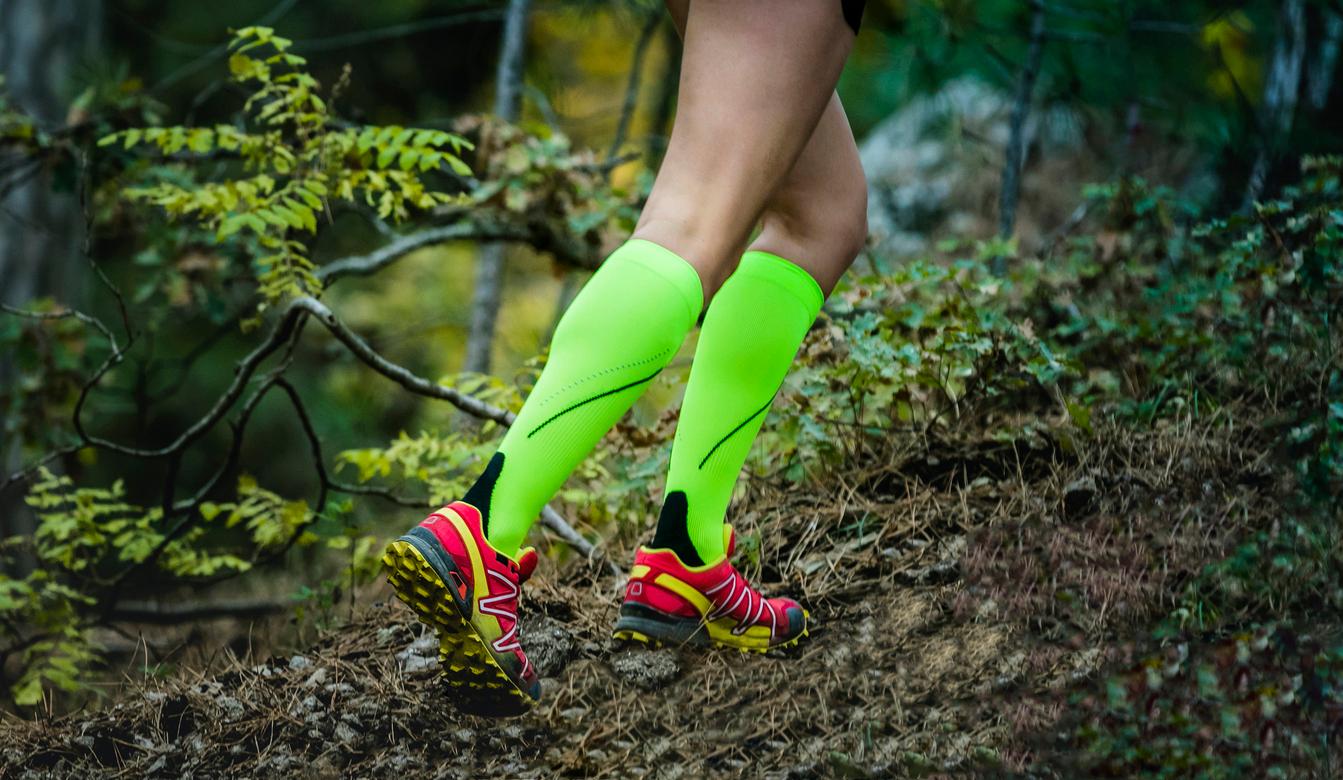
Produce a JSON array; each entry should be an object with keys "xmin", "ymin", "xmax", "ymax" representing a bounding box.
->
[
  {"xmin": 749, "ymin": 94, "xmax": 867, "ymax": 295},
  {"xmin": 657, "ymin": 0, "xmax": 868, "ymax": 298},
  {"xmin": 634, "ymin": 0, "xmax": 856, "ymax": 304}
]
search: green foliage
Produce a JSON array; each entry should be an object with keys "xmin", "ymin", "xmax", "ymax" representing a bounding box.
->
[
  {"xmin": 200, "ymin": 474, "xmax": 315, "ymax": 550},
  {"xmin": 3, "ymin": 24, "xmax": 644, "ymax": 708},
  {"xmin": 2, "ymin": 468, "xmax": 335, "ymax": 705},
  {"xmin": 765, "ymin": 250, "xmax": 1071, "ymax": 481},
  {"xmin": 335, "ymin": 373, "xmax": 525, "ymax": 506},
  {"xmin": 458, "ymin": 115, "xmax": 642, "ymax": 241},
  {"xmin": 1045, "ymin": 158, "xmax": 1343, "ymax": 501},
  {"xmin": 0, "ymin": 76, "xmax": 40, "ymax": 149},
  {"xmin": 1071, "ymin": 628, "xmax": 1343, "ymax": 777},
  {"xmin": 338, "ymin": 429, "xmax": 495, "ymax": 507},
  {"xmin": 1030, "ymin": 158, "xmax": 1343, "ymax": 773},
  {"xmin": 99, "ymin": 27, "xmax": 471, "ymax": 315}
]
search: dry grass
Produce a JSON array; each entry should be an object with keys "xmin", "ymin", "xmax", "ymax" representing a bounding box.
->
[{"xmin": 0, "ymin": 409, "xmax": 1300, "ymax": 778}]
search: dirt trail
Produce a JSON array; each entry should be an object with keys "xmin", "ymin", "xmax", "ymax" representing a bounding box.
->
[{"xmin": 0, "ymin": 420, "xmax": 1286, "ymax": 777}]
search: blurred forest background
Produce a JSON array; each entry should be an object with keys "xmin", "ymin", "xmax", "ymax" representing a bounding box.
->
[{"xmin": 1, "ymin": 0, "xmax": 1342, "ymax": 776}]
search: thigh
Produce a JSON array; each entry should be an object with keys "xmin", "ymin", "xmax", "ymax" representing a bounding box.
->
[{"xmin": 636, "ymin": 0, "xmax": 856, "ymax": 297}]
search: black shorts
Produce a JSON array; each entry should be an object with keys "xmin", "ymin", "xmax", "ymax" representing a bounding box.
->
[{"xmin": 842, "ymin": 0, "xmax": 865, "ymax": 34}]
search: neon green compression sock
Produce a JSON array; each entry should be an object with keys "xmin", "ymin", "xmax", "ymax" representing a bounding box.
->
[
  {"xmin": 651, "ymin": 250, "xmax": 824, "ymax": 565},
  {"xmin": 463, "ymin": 239, "xmax": 703, "ymax": 558}
]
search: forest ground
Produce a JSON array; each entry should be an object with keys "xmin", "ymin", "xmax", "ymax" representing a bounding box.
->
[{"xmin": 3, "ymin": 402, "xmax": 1320, "ymax": 778}]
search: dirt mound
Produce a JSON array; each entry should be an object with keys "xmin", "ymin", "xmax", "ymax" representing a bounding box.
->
[{"xmin": 0, "ymin": 421, "xmax": 1289, "ymax": 777}]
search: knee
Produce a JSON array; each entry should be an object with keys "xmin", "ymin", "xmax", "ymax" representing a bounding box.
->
[{"xmin": 760, "ymin": 178, "xmax": 869, "ymax": 272}]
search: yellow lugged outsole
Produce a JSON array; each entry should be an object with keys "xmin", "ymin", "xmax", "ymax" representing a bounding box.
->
[
  {"xmin": 382, "ymin": 539, "xmax": 533, "ymax": 715},
  {"xmin": 611, "ymin": 612, "xmax": 811, "ymax": 655}
]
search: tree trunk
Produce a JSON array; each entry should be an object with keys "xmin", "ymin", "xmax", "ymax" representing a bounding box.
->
[
  {"xmin": 994, "ymin": 0, "xmax": 1046, "ymax": 276},
  {"xmin": 645, "ymin": 21, "xmax": 681, "ymax": 167},
  {"xmin": 1243, "ymin": 0, "xmax": 1307, "ymax": 209},
  {"xmin": 1307, "ymin": 8, "xmax": 1342, "ymax": 112},
  {"xmin": 608, "ymin": 10, "xmax": 663, "ymax": 161},
  {"xmin": 0, "ymin": 0, "xmax": 101, "ymax": 549},
  {"xmin": 463, "ymin": 0, "xmax": 531, "ymax": 374}
]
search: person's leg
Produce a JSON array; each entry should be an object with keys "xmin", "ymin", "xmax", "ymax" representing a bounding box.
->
[
  {"xmin": 474, "ymin": 0, "xmax": 857, "ymax": 556},
  {"xmin": 659, "ymin": 0, "xmax": 867, "ymax": 295},
  {"xmin": 749, "ymin": 94, "xmax": 869, "ymax": 295},
  {"xmin": 388, "ymin": 1, "xmax": 862, "ymax": 696},
  {"xmin": 468, "ymin": 239, "xmax": 702, "ymax": 558},
  {"xmin": 633, "ymin": 0, "xmax": 856, "ymax": 302},
  {"xmin": 649, "ymin": 2, "xmax": 869, "ymax": 565}
]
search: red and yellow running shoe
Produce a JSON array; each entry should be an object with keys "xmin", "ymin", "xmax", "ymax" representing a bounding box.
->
[
  {"xmin": 382, "ymin": 501, "xmax": 541, "ymax": 716},
  {"xmin": 612, "ymin": 526, "xmax": 809, "ymax": 653}
]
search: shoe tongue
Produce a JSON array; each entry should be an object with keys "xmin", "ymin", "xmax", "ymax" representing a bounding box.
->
[
  {"xmin": 723, "ymin": 525, "xmax": 736, "ymax": 559},
  {"xmin": 515, "ymin": 547, "xmax": 538, "ymax": 583}
]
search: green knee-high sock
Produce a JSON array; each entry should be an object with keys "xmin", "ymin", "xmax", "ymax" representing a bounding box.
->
[
  {"xmin": 652, "ymin": 250, "xmax": 824, "ymax": 565},
  {"xmin": 464, "ymin": 239, "xmax": 703, "ymax": 558}
]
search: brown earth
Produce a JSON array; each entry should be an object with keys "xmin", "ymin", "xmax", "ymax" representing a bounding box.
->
[{"xmin": 0, "ymin": 415, "xmax": 1300, "ymax": 778}]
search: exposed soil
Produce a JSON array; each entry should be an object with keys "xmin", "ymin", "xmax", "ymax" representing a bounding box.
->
[{"xmin": 0, "ymin": 416, "xmax": 1319, "ymax": 778}]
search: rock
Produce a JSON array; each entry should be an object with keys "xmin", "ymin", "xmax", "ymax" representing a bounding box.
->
[
  {"xmin": 395, "ymin": 633, "xmax": 440, "ymax": 674},
  {"xmin": 896, "ymin": 535, "xmax": 965, "ymax": 586},
  {"xmin": 523, "ymin": 615, "xmax": 577, "ymax": 675},
  {"xmin": 334, "ymin": 722, "xmax": 359, "ymax": 745},
  {"xmin": 1064, "ymin": 475, "xmax": 1098, "ymax": 517},
  {"xmin": 610, "ymin": 649, "xmax": 681, "ymax": 690},
  {"xmin": 858, "ymin": 77, "xmax": 1086, "ymax": 257},
  {"xmin": 325, "ymin": 681, "xmax": 355, "ymax": 696},
  {"xmin": 212, "ymin": 695, "xmax": 244, "ymax": 722},
  {"xmin": 375, "ymin": 625, "xmax": 412, "ymax": 647},
  {"xmin": 288, "ymin": 654, "xmax": 312, "ymax": 671}
]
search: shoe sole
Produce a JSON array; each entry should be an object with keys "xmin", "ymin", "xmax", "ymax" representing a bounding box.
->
[
  {"xmin": 611, "ymin": 605, "xmax": 810, "ymax": 654},
  {"xmin": 382, "ymin": 536, "xmax": 535, "ymax": 717}
]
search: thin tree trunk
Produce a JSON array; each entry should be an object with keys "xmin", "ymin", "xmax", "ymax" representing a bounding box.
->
[
  {"xmin": 1307, "ymin": 8, "xmax": 1342, "ymax": 112},
  {"xmin": 0, "ymin": 0, "xmax": 101, "ymax": 552},
  {"xmin": 608, "ymin": 10, "xmax": 662, "ymax": 161},
  {"xmin": 994, "ymin": 0, "xmax": 1046, "ymax": 276},
  {"xmin": 464, "ymin": 0, "xmax": 531, "ymax": 374},
  {"xmin": 645, "ymin": 22, "xmax": 681, "ymax": 167},
  {"xmin": 1243, "ymin": 0, "xmax": 1307, "ymax": 210}
]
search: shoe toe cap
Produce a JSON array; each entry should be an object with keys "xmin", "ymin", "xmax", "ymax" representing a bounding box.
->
[{"xmin": 778, "ymin": 600, "xmax": 808, "ymax": 641}]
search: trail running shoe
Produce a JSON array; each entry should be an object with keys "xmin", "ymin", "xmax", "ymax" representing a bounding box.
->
[
  {"xmin": 612, "ymin": 525, "xmax": 809, "ymax": 653},
  {"xmin": 382, "ymin": 501, "xmax": 541, "ymax": 716}
]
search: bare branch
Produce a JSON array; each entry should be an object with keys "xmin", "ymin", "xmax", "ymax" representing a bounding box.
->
[
  {"xmin": 0, "ymin": 303, "xmax": 118, "ymax": 351},
  {"xmin": 99, "ymin": 368, "xmax": 291, "ymax": 619},
  {"xmin": 275, "ymin": 377, "xmax": 328, "ymax": 516},
  {"xmin": 291, "ymin": 296, "xmax": 517, "ymax": 426},
  {"xmin": 109, "ymin": 598, "xmax": 294, "ymax": 624},
  {"xmin": 329, "ymin": 480, "xmax": 431, "ymax": 508},
  {"xmin": 317, "ymin": 220, "xmax": 530, "ymax": 283},
  {"xmin": 540, "ymin": 504, "xmax": 614, "ymax": 574},
  {"xmin": 318, "ymin": 212, "xmax": 603, "ymax": 285},
  {"xmin": 74, "ymin": 303, "xmax": 303, "ymax": 458}
]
